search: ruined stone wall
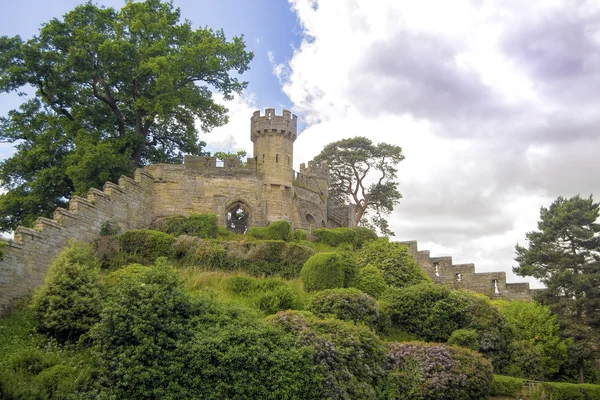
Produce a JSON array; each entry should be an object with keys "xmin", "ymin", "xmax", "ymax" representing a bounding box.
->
[
  {"xmin": 294, "ymin": 185, "xmax": 327, "ymax": 230},
  {"xmin": 0, "ymin": 169, "xmax": 154, "ymax": 316},
  {"xmin": 399, "ymin": 240, "xmax": 533, "ymax": 300}
]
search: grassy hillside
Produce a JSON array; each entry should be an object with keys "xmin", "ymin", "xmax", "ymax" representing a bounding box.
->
[{"xmin": 0, "ymin": 216, "xmax": 598, "ymax": 399}]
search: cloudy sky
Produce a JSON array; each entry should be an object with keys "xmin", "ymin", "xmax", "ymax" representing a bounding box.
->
[{"xmin": 3, "ymin": 0, "xmax": 600, "ymax": 287}]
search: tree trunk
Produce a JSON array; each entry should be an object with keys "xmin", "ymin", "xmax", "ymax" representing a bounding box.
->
[{"xmin": 579, "ymin": 357, "xmax": 585, "ymax": 383}]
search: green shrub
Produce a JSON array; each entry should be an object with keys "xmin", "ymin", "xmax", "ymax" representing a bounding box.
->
[
  {"xmin": 338, "ymin": 251, "xmax": 359, "ymax": 287},
  {"xmin": 294, "ymin": 229, "xmax": 307, "ymax": 241},
  {"xmin": 448, "ymin": 328, "xmax": 479, "ymax": 350},
  {"xmin": 31, "ymin": 242, "xmax": 102, "ymax": 343},
  {"xmin": 216, "ymin": 225, "xmax": 233, "ymax": 238},
  {"xmin": 356, "ymin": 238, "xmax": 430, "ymax": 289},
  {"xmin": 189, "ymin": 313, "xmax": 324, "ymax": 399},
  {"xmin": 99, "ymin": 220, "xmax": 120, "ymax": 236},
  {"xmin": 309, "ymin": 288, "xmax": 379, "ymax": 329},
  {"xmin": 104, "ymin": 263, "xmax": 152, "ymax": 290},
  {"xmin": 247, "ymin": 226, "xmax": 268, "ymax": 239},
  {"xmin": 225, "ymin": 275, "xmax": 256, "ymax": 295},
  {"xmin": 541, "ymin": 382, "xmax": 586, "ymax": 400},
  {"xmin": 254, "ymin": 285, "xmax": 295, "ymax": 315},
  {"xmin": 91, "ymin": 259, "xmax": 197, "ymax": 399},
  {"xmin": 355, "ymin": 265, "xmax": 388, "ymax": 298},
  {"xmin": 354, "ymin": 227, "xmax": 377, "ymax": 248},
  {"xmin": 249, "ymin": 221, "xmax": 293, "ymax": 241},
  {"xmin": 312, "ymin": 227, "xmax": 357, "ymax": 248},
  {"xmin": 489, "ymin": 375, "xmax": 524, "ymax": 397},
  {"xmin": 301, "ymin": 252, "xmax": 345, "ymax": 292},
  {"xmin": 384, "ymin": 341, "xmax": 493, "ymax": 400},
  {"xmin": 162, "ymin": 213, "xmax": 218, "ymax": 238},
  {"xmin": 270, "ymin": 310, "xmax": 386, "ymax": 399},
  {"xmin": 494, "ymin": 299, "xmax": 567, "ymax": 380},
  {"xmin": 33, "ymin": 364, "xmax": 78, "ymax": 398},
  {"xmin": 382, "ymin": 283, "xmax": 465, "ymax": 342},
  {"xmin": 281, "ymin": 242, "xmax": 316, "ymax": 278},
  {"xmin": 118, "ymin": 229, "xmax": 176, "ymax": 262}
]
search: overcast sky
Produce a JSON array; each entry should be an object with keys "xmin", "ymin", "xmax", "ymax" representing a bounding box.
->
[{"xmin": 3, "ymin": 0, "xmax": 600, "ymax": 288}]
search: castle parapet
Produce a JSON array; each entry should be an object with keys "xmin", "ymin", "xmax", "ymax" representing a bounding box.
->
[
  {"xmin": 184, "ymin": 155, "xmax": 255, "ymax": 176},
  {"xmin": 251, "ymin": 108, "xmax": 297, "ymax": 142}
]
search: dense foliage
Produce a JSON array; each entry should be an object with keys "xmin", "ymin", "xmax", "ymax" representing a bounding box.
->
[
  {"xmin": 3, "ymin": 216, "xmax": 600, "ymax": 397},
  {"xmin": 356, "ymin": 238, "xmax": 431, "ymax": 289},
  {"xmin": 248, "ymin": 220, "xmax": 294, "ymax": 241},
  {"xmin": 514, "ymin": 195, "xmax": 600, "ymax": 382},
  {"xmin": 160, "ymin": 213, "xmax": 218, "ymax": 238},
  {"xmin": 31, "ymin": 242, "xmax": 102, "ymax": 343},
  {"xmin": 0, "ymin": 0, "xmax": 253, "ymax": 231},
  {"xmin": 300, "ymin": 252, "xmax": 345, "ymax": 292},
  {"xmin": 383, "ymin": 341, "xmax": 493, "ymax": 400},
  {"xmin": 309, "ymin": 288, "xmax": 379, "ymax": 329}
]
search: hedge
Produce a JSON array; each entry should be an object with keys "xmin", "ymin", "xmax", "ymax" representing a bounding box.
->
[
  {"xmin": 540, "ymin": 381, "xmax": 600, "ymax": 400},
  {"xmin": 489, "ymin": 375, "xmax": 524, "ymax": 397},
  {"xmin": 353, "ymin": 227, "xmax": 378, "ymax": 248},
  {"xmin": 248, "ymin": 221, "xmax": 293, "ymax": 241},
  {"xmin": 162, "ymin": 213, "xmax": 218, "ymax": 238},
  {"xmin": 355, "ymin": 265, "xmax": 388, "ymax": 298},
  {"xmin": 300, "ymin": 252, "xmax": 345, "ymax": 292},
  {"xmin": 309, "ymin": 288, "xmax": 379, "ymax": 329},
  {"xmin": 118, "ymin": 229, "xmax": 176, "ymax": 262},
  {"xmin": 312, "ymin": 227, "xmax": 357, "ymax": 248}
]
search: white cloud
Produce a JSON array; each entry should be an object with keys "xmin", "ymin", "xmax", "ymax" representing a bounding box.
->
[
  {"xmin": 276, "ymin": 0, "xmax": 600, "ymax": 287},
  {"xmin": 198, "ymin": 93, "xmax": 256, "ymax": 157}
]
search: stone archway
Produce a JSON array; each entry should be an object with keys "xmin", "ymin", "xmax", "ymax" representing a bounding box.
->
[
  {"xmin": 226, "ymin": 202, "xmax": 250, "ymax": 234},
  {"xmin": 305, "ymin": 213, "xmax": 316, "ymax": 227}
]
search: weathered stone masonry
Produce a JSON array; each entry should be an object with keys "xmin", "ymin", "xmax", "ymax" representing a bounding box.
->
[
  {"xmin": 0, "ymin": 108, "xmax": 534, "ymax": 316},
  {"xmin": 399, "ymin": 240, "xmax": 533, "ymax": 300},
  {"xmin": 0, "ymin": 169, "xmax": 154, "ymax": 316}
]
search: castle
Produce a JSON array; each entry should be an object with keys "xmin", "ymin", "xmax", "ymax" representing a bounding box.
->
[
  {"xmin": 148, "ymin": 108, "xmax": 355, "ymax": 232},
  {"xmin": 0, "ymin": 108, "xmax": 534, "ymax": 316}
]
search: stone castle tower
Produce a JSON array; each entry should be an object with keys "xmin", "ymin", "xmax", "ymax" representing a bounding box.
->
[{"xmin": 251, "ymin": 108, "xmax": 297, "ymax": 223}]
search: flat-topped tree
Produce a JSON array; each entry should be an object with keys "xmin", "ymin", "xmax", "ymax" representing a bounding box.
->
[
  {"xmin": 314, "ymin": 137, "xmax": 404, "ymax": 236},
  {"xmin": 0, "ymin": 0, "xmax": 252, "ymax": 231}
]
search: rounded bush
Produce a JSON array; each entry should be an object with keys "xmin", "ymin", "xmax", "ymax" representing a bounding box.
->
[
  {"xmin": 355, "ymin": 265, "xmax": 388, "ymax": 298},
  {"xmin": 384, "ymin": 341, "xmax": 493, "ymax": 400},
  {"xmin": 309, "ymin": 288, "xmax": 379, "ymax": 329},
  {"xmin": 312, "ymin": 227, "xmax": 357, "ymax": 248},
  {"xmin": 356, "ymin": 238, "xmax": 430, "ymax": 289},
  {"xmin": 294, "ymin": 229, "xmax": 307, "ymax": 241},
  {"xmin": 300, "ymin": 252, "xmax": 344, "ymax": 292},
  {"xmin": 118, "ymin": 229, "xmax": 176, "ymax": 262},
  {"xmin": 382, "ymin": 283, "xmax": 466, "ymax": 342},
  {"xmin": 354, "ymin": 227, "xmax": 377, "ymax": 248},
  {"xmin": 31, "ymin": 242, "xmax": 102, "ymax": 342},
  {"xmin": 270, "ymin": 310, "xmax": 387, "ymax": 399},
  {"xmin": 448, "ymin": 328, "xmax": 479, "ymax": 350}
]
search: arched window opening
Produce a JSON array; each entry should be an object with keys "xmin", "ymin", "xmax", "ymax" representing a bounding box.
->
[
  {"xmin": 434, "ymin": 262, "xmax": 440, "ymax": 277},
  {"xmin": 455, "ymin": 273, "xmax": 462, "ymax": 282},
  {"xmin": 306, "ymin": 214, "xmax": 316, "ymax": 227},
  {"xmin": 227, "ymin": 203, "xmax": 250, "ymax": 234},
  {"xmin": 492, "ymin": 279, "xmax": 500, "ymax": 294}
]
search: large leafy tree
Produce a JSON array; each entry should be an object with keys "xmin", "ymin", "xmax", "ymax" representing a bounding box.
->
[
  {"xmin": 514, "ymin": 195, "xmax": 600, "ymax": 383},
  {"xmin": 313, "ymin": 137, "xmax": 404, "ymax": 235},
  {"xmin": 0, "ymin": 0, "xmax": 252, "ymax": 231}
]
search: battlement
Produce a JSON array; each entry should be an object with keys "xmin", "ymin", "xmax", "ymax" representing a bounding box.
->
[
  {"xmin": 398, "ymin": 240, "xmax": 534, "ymax": 301},
  {"xmin": 299, "ymin": 160, "xmax": 328, "ymax": 178},
  {"xmin": 0, "ymin": 169, "xmax": 155, "ymax": 316},
  {"xmin": 250, "ymin": 108, "xmax": 297, "ymax": 142},
  {"xmin": 183, "ymin": 155, "xmax": 257, "ymax": 175}
]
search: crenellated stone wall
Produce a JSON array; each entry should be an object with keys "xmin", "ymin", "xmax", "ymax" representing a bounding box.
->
[
  {"xmin": 0, "ymin": 169, "xmax": 154, "ymax": 316},
  {"xmin": 399, "ymin": 240, "xmax": 534, "ymax": 300}
]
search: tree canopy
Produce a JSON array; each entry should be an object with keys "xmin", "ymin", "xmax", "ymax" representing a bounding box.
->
[
  {"xmin": 514, "ymin": 194, "xmax": 600, "ymax": 383},
  {"xmin": 313, "ymin": 137, "xmax": 404, "ymax": 235},
  {"xmin": 0, "ymin": 0, "xmax": 253, "ymax": 231}
]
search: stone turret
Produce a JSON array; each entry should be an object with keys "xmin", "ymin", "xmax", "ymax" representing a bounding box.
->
[{"xmin": 251, "ymin": 108, "xmax": 297, "ymax": 187}]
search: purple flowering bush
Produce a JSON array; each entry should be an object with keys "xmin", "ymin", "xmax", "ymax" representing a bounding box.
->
[{"xmin": 382, "ymin": 341, "xmax": 493, "ymax": 400}]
